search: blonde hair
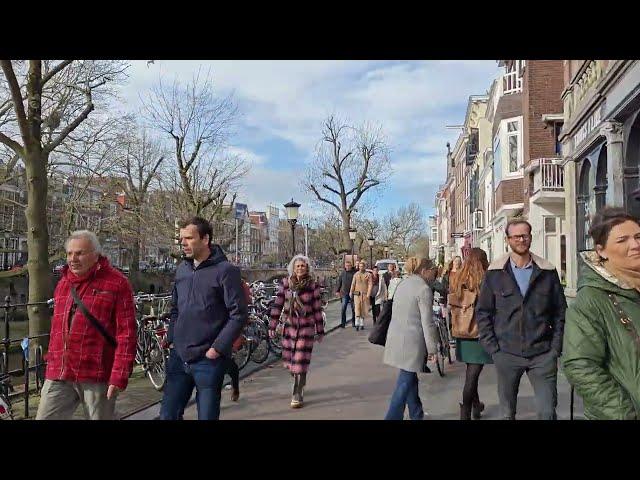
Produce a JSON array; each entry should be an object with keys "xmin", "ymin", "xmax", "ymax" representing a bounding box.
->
[{"xmin": 404, "ymin": 256, "xmax": 433, "ymax": 275}]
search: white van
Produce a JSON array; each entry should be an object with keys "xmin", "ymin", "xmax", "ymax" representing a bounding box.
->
[{"xmin": 375, "ymin": 258, "xmax": 398, "ymax": 274}]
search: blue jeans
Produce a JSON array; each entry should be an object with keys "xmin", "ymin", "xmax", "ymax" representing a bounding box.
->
[
  {"xmin": 341, "ymin": 294, "xmax": 355, "ymax": 327},
  {"xmin": 385, "ymin": 369, "xmax": 424, "ymax": 420},
  {"xmin": 160, "ymin": 349, "xmax": 227, "ymax": 420}
]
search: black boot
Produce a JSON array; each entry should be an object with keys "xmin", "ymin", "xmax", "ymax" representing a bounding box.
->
[
  {"xmin": 460, "ymin": 403, "xmax": 472, "ymax": 420},
  {"xmin": 472, "ymin": 400, "xmax": 485, "ymax": 419}
]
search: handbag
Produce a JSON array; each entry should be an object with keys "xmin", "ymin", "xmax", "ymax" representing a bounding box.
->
[
  {"xmin": 70, "ymin": 285, "xmax": 117, "ymax": 348},
  {"xmin": 447, "ymin": 287, "xmax": 478, "ymax": 339},
  {"xmin": 368, "ymin": 300, "xmax": 393, "ymax": 346}
]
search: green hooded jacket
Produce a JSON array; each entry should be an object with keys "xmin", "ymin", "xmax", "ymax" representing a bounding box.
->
[{"xmin": 562, "ymin": 251, "xmax": 640, "ymax": 420}]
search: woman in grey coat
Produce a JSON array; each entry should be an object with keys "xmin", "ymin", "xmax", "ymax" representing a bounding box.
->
[{"xmin": 383, "ymin": 257, "xmax": 439, "ymax": 420}]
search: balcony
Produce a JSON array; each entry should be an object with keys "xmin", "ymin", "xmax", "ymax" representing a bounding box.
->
[
  {"xmin": 528, "ymin": 158, "xmax": 565, "ymax": 205},
  {"xmin": 502, "ymin": 71, "xmax": 522, "ymax": 95}
]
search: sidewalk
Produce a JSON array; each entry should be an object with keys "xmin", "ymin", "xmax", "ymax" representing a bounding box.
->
[{"xmin": 180, "ymin": 319, "xmax": 584, "ymax": 420}]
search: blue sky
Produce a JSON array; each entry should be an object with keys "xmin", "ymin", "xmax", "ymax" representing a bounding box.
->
[{"xmin": 121, "ymin": 60, "xmax": 501, "ymax": 222}]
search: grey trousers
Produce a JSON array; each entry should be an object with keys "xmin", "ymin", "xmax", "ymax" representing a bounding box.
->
[
  {"xmin": 492, "ymin": 350, "xmax": 558, "ymax": 420},
  {"xmin": 36, "ymin": 379, "xmax": 117, "ymax": 420}
]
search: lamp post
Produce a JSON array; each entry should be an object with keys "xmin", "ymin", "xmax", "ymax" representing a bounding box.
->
[
  {"xmin": 348, "ymin": 228, "xmax": 357, "ymax": 262},
  {"xmin": 284, "ymin": 199, "xmax": 300, "ymax": 256},
  {"xmin": 367, "ymin": 236, "xmax": 375, "ymax": 268}
]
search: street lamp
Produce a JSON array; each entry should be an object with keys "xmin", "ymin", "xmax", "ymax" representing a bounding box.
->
[
  {"xmin": 367, "ymin": 236, "xmax": 375, "ymax": 269},
  {"xmin": 284, "ymin": 199, "xmax": 300, "ymax": 256},
  {"xmin": 348, "ymin": 228, "xmax": 357, "ymax": 262}
]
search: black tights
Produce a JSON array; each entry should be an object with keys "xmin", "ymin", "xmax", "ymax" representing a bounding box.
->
[{"xmin": 462, "ymin": 363, "xmax": 484, "ymax": 406}]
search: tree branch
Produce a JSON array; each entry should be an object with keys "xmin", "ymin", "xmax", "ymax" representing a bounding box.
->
[
  {"xmin": 309, "ymin": 184, "xmax": 341, "ymax": 213},
  {"xmin": 44, "ymin": 93, "xmax": 94, "ymax": 154},
  {"xmin": 0, "ymin": 132, "xmax": 24, "ymax": 157},
  {"xmin": 42, "ymin": 60, "xmax": 74, "ymax": 87},
  {"xmin": 0, "ymin": 60, "xmax": 29, "ymax": 145}
]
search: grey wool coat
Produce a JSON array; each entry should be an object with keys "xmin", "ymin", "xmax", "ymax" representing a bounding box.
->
[{"xmin": 383, "ymin": 275, "xmax": 439, "ymax": 373}]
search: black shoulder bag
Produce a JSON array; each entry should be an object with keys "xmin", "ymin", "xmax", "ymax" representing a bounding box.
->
[{"xmin": 70, "ymin": 286, "xmax": 117, "ymax": 348}]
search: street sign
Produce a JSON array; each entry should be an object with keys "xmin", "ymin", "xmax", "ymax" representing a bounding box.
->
[
  {"xmin": 234, "ymin": 203, "xmax": 248, "ymax": 220},
  {"xmin": 450, "ymin": 233, "xmax": 464, "ymax": 238}
]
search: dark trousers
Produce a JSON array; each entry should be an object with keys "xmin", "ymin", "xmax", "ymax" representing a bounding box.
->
[
  {"xmin": 370, "ymin": 297, "xmax": 380, "ymax": 324},
  {"xmin": 160, "ymin": 349, "xmax": 227, "ymax": 420},
  {"xmin": 385, "ymin": 369, "xmax": 424, "ymax": 420},
  {"xmin": 341, "ymin": 294, "xmax": 355, "ymax": 327},
  {"xmin": 492, "ymin": 350, "xmax": 558, "ymax": 420}
]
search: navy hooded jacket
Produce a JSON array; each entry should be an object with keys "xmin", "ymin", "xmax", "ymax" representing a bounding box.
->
[{"xmin": 167, "ymin": 244, "xmax": 248, "ymax": 363}]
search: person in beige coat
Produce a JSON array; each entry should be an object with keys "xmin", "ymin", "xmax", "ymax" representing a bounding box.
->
[
  {"xmin": 383, "ymin": 257, "xmax": 439, "ymax": 420},
  {"xmin": 350, "ymin": 260, "xmax": 372, "ymax": 331}
]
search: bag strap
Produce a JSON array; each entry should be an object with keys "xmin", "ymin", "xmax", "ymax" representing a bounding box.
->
[
  {"xmin": 70, "ymin": 285, "xmax": 117, "ymax": 348},
  {"xmin": 607, "ymin": 293, "xmax": 640, "ymax": 352}
]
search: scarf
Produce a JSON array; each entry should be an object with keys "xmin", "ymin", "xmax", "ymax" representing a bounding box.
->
[
  {"xmin": 603, "ymin": 261, "xmax": 640, "ymax": 293},
  {"xmin": 67, "ymin": 261, "xmax": 100, "ymax": 285},
  {"xmin": 285, "ymin": 274, "xmax": 312, "ymax": 318}
]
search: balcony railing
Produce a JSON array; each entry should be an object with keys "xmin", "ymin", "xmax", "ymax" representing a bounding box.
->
[
  {"xmin": 530, "ymin": 158, "xmax": 564, "ymax": 196},
  {"xmin": 502, "ymin": 71, "xmax": 522, "ymax": 95}
]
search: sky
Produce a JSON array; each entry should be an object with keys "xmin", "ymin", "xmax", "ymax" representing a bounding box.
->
[{"xmin": 120, "ymin": 60, "xmax": 502, "ymax": 223}]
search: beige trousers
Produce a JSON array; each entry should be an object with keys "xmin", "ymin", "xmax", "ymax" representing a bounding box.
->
[{"xmin": 36, "ymin": 379, "xmax": 117, "ymax": 420}]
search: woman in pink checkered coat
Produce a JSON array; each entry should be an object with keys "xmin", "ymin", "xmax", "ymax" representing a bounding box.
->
[{"xmin": 269, "ymin": 254, "xmax": 325, "ymax": 409}]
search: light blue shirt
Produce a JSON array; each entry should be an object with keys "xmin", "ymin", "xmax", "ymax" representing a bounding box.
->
[{"xmin": 510, "ymin": 256, "xmax": 533, "ymax": 297}]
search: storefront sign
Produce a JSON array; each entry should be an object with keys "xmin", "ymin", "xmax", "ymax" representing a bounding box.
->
[{"xmin": 573, "ymin": 106, "xmax": 602, "ymax": 151}]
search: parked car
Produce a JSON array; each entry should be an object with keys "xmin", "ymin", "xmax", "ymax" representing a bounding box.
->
[{"xmin": 374, "ymin": 258, "xmax": 398, "ymax": 274}]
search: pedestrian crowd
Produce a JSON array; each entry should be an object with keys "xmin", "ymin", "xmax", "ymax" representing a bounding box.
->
[{"xmin": 33, "ymin": 208, "xmax": 640, "ymax": 420}]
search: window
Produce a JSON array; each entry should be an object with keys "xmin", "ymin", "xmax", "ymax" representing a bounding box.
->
[
  {"xmin": 554, "ymin": 122, "xmax": 563, "ymax": 155},
  {"xmin": 544, "ymin": 217, "xmax": 557, "ymax": 233},
  {"xmin": 507, "ymin": 121, "xmax": 520, "ymax": 172}
]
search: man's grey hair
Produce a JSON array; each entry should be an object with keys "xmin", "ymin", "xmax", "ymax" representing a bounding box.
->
[{"xmin": 65, "ymin": 230, "xmax": 102, "ymax": 255}]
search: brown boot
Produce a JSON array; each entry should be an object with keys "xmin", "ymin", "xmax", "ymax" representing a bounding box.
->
[
  {"xmin": 291, "ymin": 374, "xmax": 302, "ymax": 408},
  {"xmin": 231, "ymin": 388, "xmax": 240, "ymax": 402},
  {"xmin": 460, "ymin": 403, "xmax": 472, "ymax": 420}
]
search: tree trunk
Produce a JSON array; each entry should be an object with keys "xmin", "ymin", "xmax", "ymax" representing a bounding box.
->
[
  {"xmin": 129, "ymin": 210, "xmax": 141, "ymax": 274},
  {"xmin": 25, "ymin": 151, "xmax": 53, "ymax": 346},
  {"xmin": 341, "ymin": 213, "xmax": 353, "ymax": 254}
]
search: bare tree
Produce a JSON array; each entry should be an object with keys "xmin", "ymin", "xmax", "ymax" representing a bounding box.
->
[
  {"xmin": 141, "ymin": 70, "xmax": 249, "ymax": 222},
  {"xmin": 0, "ymin": 59, "xmax": 128, "ymax": 339},
  {"xmin": 383, "ymin": 203, "xmax": 426, "ymax": 257},
  {"xmin": 106, "ymin": 122, "xmax": 165, "ymax": 275},
  {"xmin": 306, "ymin": 115, "xmax": 391, "ymax": 252}
]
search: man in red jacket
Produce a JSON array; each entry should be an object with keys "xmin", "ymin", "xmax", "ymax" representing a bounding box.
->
[{"xmin": 36, "ymin": 230, "xmax": 137, "ymax": 420}]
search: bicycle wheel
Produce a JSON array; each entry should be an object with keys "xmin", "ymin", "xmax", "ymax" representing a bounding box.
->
[
  {"xmin": 233, "ymin": 338, "xmax": 252, "ymax": 371},
  {"xmin": 435, "ymin": 343, "xmax": 446, "ymax": 377},
  {"xmin": 135, "ymin": 323, "xmax": 145, "ymax": 364},
  {"xmin": 249, "ymin": 320, "xmax": 270, "ymax": 364},
  {"xmin": 145, "ymin": 335, "xmax": 167, "ymax": 391}
]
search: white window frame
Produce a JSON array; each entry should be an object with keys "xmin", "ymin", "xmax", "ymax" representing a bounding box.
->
[{"xmin": 501, "ymin": 116, "xmax": 523, "ymax": 178}]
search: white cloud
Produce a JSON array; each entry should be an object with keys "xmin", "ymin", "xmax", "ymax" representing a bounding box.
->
[{"xmin": 123, "ymin": 60, "xmax": 501, "ymax": 216}]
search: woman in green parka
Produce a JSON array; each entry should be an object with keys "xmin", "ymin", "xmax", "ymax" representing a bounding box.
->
[{"xmin": 563, "ymin": 207, "xmax": 640, "ymax": 420}]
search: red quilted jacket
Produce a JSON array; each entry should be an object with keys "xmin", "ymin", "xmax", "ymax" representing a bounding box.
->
[{"xmin": 45, "ymin": 256, "xmax": 137, "ymax": 390}]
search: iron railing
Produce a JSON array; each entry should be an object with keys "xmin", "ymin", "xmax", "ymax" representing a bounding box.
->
[{"xmin": 0, "ymin": 297, "xmax": 52, "ymax": 419}]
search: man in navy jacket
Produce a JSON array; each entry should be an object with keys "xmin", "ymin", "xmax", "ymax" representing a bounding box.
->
[{"xmin": 160, "ymin": 217, "xmax": 248, "ymax": 420}]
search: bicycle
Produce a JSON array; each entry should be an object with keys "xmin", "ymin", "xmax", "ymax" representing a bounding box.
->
[
  {"xmin": 432, "ymin": 297, "xmax": 453, "ymax": 377},
  {"xmin": 0, "ymin": 372, "xmax": 13, "ymax": 420},
  {"xmin": 246, "ymin": 308, "xmax": 270, "ymax": 364}
]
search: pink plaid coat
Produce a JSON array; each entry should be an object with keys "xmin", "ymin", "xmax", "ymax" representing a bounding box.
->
[
  {"xmin": 269, "ymin": 277, "xmax": 325, "ymax": 374},
  {"xmin": 45, "ymin": 257, "xmax": 137, "ymax": 390}
]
